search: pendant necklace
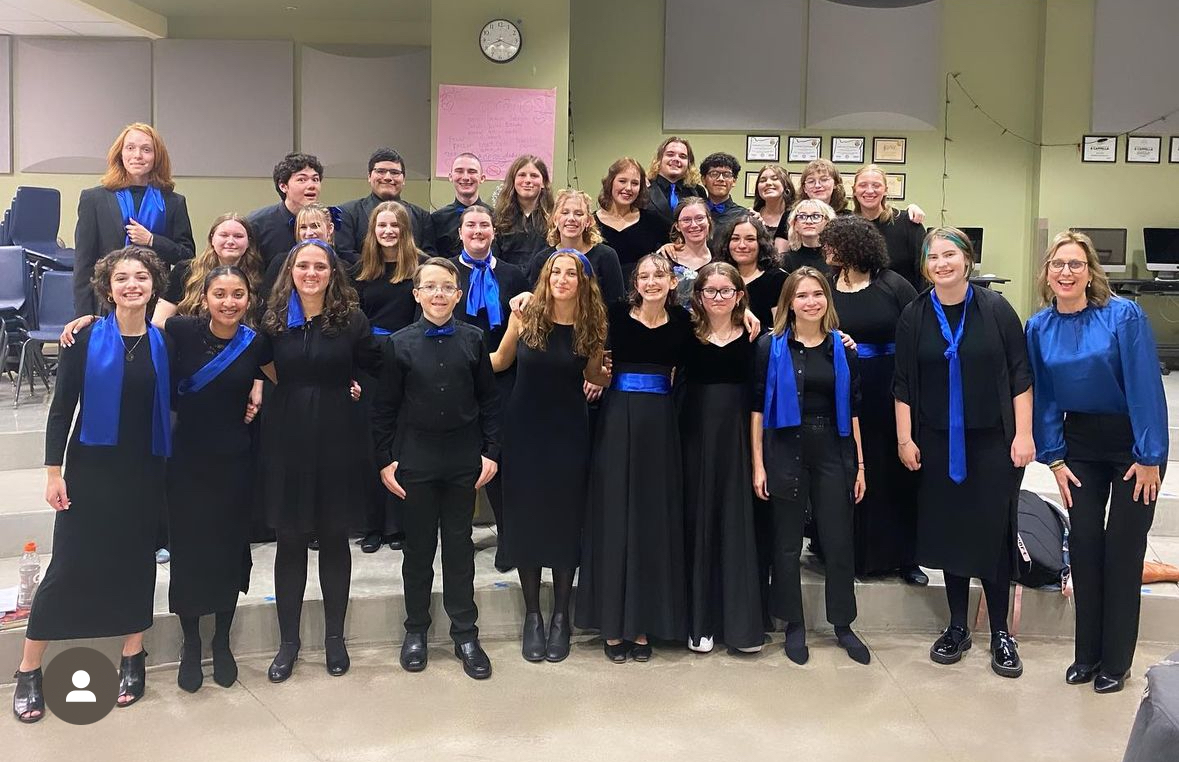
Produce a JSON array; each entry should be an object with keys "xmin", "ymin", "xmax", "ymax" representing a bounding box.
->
[{"xmin": 124, "ymin": 334, "xmax": 146, "ymax": 362}]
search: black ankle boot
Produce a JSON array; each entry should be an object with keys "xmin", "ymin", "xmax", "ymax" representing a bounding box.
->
[
  {"xmin": 325, "ymin": 635, "xmax": 350, "ymax": 676},
  {"xmin": 177, "ymin": 641, "xmax": 203, "ymax": 693},
  {"xmin": 211, "ymin": 636, "xmax": 237, "ymax": 688},
  {"xmin": 522, "ymin": 612, "xmax": 546, "ymax": 662},
  {"xmin": 118, "ymin": 651, "xmax": 148, "ymax": 707},
  {"xmin": 268, "ymin": 642, "xmax": 300, "ymax": 683},
  {"xmin": 12, "ymin": 668, "xmax": 44, "ymax": 723},
  {"xmin": 545, "ymin": 613, "xmax": 571, "ymax": 663}
]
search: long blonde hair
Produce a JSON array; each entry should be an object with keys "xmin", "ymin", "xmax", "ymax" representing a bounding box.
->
[
  {"xmin": 1036, "ymin": 231, "xmax": 1112, "ymax": 308},
  {"xmin": 357, "ymin": 201, "xmax": 419, "ymax": 284},
  {"xmin": 177, "ymin": 214, "xmax": 264, "ymax": 318},
  {"xmin": 772, "ymin": 266, "xmax": 840, "ymax": 336},
  {"xmin": 520, "ymin": 250, "xmax": 608, "ymax": 359}
]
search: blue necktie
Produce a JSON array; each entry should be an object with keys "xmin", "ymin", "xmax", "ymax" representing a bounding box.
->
[
  {"xmin": 668, "ymin": 182, "xmax": 679, "ymax": 212},
  {"xmin": 460, "ymin": 251, "xmax": 502, "ymax": 330},
  {"xmin": 930, "ymin": 287, "xmax": 974, "ymax": 484}
]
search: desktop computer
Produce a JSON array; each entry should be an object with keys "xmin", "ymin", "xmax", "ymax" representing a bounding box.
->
[
  {"xmin": 1143, "ymin": 227, "xmax": 1179, "ymax": 280},
  {"xmin": 1069, "ymin": 227, "xmax": 1127, "ymax": 274},
  {"xmin": 958, "ymin": 227, "xmax": 984, "ymax": 268}
]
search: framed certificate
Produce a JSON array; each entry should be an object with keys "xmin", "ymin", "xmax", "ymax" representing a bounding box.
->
[
  {"xmin": 1126, "ymin": 135, "xmax": 1161, "ymax": 164},
  {"xmin": 1171, "ymin": 137, "xmax": 1179, "ymax": 164},
  {"xmin": 788, "ymin": 173, "xmax": 803, "ymax": 193},
  {"xmin": 744, "ymin": 171, "xmax": 760, "ymax": 199},
  {"xmin": 745, "ymin": 135, "xmax": 780, "ymax": 163},
  {"xmin": 840, "ymin": 173, "xmax": 855, "ymax": 200},
  {"xmin": 885, "ymin": 173, "xmax": 906, "ymax": 200},
  {"xmin": 1081, "ymin": 135, "xmax": 1117, "ymax": 163},
  {"xmin": 788, "ymin": 136, "xmax": 822, "ymax": 163},
  {"xmin": 872, "ymin": 137, "xmax": 906, "ymax": 164},
  {"xmin": 831, "ymin": 137, "xmax": 865, "ymax": 164}
]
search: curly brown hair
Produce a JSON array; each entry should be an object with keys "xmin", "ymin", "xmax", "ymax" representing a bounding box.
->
[
  {"xmin": 520, "ymin": 250, "xmax": 608, "ymax": 359},
  {"xmin": 819, "ymin": 215, "xmax": 890, "ymax": 280},
  {"xmin": 597, "ymin": 157, "xmax": 649, "ymax": 212},
  {"xmin": 263, "ymin": 240, "xmax": 359, "ymax": 336},
  {"xmin": 91, "ymin": 245, "xmax": 168, "ymax": 311}
]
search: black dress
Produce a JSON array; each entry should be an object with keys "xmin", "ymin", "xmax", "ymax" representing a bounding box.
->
[
  {"xmin": 354, "ymin": 260, "xmax": 422, "ymax": 335},
  {"xmin": 166, "ymin": 316, "xmax": 272, "ymax": 616},
  {"xmin": 830, "ymin": 270, "xmax": 919, "ymax": 575},
  {"xmin": 27, "ymin": 327, "xmax": 167, "ymax": 639},
  {"xmin": 595, "ymin": 210, "xmax": 669, "ymax": 279},
  {"xmin": 261, "ymin": 310, "xmax": 382, "ymax": 533},
  {"xmin": 681, "ymin": 332, "xmax": 762, "ymax": 649},
  {"xmin": 499, "ymin": 324, "xmax": 589, "ymax": 569},
  {"xmin": 744, "ymin": 268, "xmax": 787, "ymax": 331},
  {"xmin": 782, "ymin": 245, "xmax": 830, "ymax": 276},
  {"xmin": 870, "ymin": 211, "xmax": 926, "ymax": 292},
  {"xmin": 576, "ymin": 302, "xmax": 693, "ymax": 641}
]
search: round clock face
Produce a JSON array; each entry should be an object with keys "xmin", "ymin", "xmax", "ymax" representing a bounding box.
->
[{"xmin": 480, "ymin": 19, "xmax": 521, "ymax": 63}]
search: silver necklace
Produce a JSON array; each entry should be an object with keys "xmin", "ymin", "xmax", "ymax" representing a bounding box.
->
[{"xmin": 124, "ymin": 334, "xmax": 146, "ymax": 362}]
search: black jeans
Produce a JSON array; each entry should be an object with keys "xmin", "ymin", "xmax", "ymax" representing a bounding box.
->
[{"xmin": 769, "ymin": 421, "xmax": 857, "ymax": 627}]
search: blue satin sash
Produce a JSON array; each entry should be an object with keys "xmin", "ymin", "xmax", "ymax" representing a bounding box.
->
[
  {"xmin": 763, "ymin": 330, "xmax": 851, "ymax": 436},
  {"xmin": 613, "ymin": 372, "xmax": 671, "ymax": 395},
  {"xmin": 372, "ymin": 326, "xmax": 392, "ymax": 336},
  {"xmin": 80, "ymin": 314, "xmax": 172, "ymax": 457},
  {"xmin": 177, "ymin": 324, "xmax": 257, "ymax": 396},
  {"xmin": 115, "ymin": 186, "xmax": 165, "ymax": 245},
  {"xmin": 855, "ymin": 342, "xmax": 895, "ymax": 359},
  {"xmin": 461, "ymin": 250, "xmax": 502, "ymax": 330}
]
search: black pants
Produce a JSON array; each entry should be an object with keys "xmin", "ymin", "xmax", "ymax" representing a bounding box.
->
[
  {"xmin": 1066, "ymin": 413, "xmax": 1159, "ymax": 675},
  {"xmin": 401, "ymin": 471, "xmax": 480, "ymax": 644},
  {"xmin": 769, "ymin": 422, "xmax": 857, "ymax": 627}
]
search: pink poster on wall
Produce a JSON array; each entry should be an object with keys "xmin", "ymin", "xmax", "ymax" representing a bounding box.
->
[{"xmin": 435, "ymin": 84, "xmax": 557, "ymax": 180}]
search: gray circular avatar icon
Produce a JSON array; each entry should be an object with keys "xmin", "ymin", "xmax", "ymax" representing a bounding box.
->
[{"xmin": 43, "ymin": 647, "xmax": 119, "ymax": 725}]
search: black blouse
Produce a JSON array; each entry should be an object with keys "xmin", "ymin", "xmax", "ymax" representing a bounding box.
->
[
  {"xmin": 782, "ymin": 246, "xmax": 831, "ymax": 276},
  {"xmin": 684, "ymin": 331, "xmax": 753, "ymax": 385},
  {"xmin": 595, "ymin": 209, "xmax": 669, "ymax": 277},
  {"xmin": 745, "ymin": 268, "xmax": 787, "ymax": 331},
  {"xmin": 870, "ymin": 211, "xmax": 926, "ymax": 291},
  {"xmin": 607, "ymin": 301, "xmax": 693, "ymax": 370},
  {"xmin": 355, "ymin": 259, "xmax": 424, "ymax": 335}
]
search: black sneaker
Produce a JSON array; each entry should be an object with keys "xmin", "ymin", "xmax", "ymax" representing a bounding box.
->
[
  {"xmin": 990, "ymin": 631, "xmax": 1023, "ymax": 678},
  {"xmin": 929, "ymin": 625, "xmax": 971, "ymax": 665}
]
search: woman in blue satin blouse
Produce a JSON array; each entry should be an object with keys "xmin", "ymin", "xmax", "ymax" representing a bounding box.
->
[{"xmin": 1025, "ymin": 231, "xmax": 1168, "ymax": 695}]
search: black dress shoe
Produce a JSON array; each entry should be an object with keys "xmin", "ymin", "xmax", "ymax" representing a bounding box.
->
[
  {"xmin": 12, "ymin": 668, "xmax": 44, "ymax": 723},
  {"xmin": 177, "ymin": 641, "xmax": 203, "ymax": 693},
  {"xmin": 117, "ymin": 650, "xmax": 148, "ymax": 707},
  {"xmin": 386, "ymin": 534, "xmax": 404, "ymax": 551},
  {"xmin": 604, "ymin": 641, "xmax": 629, "ymax": 663},
  {"xmin": 400, "ymin": 632, "xmax": 428, "ymax": 672},
  {"xmin": 360, "ymin": 531, "xmax": 383, "ymax": 553},
  {"xmin": 901, "ymin": 566, "xmax": 929, "ymax": 586},
  {"xmin": 631, "ymin": 642, "xmax": 652, "ymax": 662},
  {"xmin": 929, "ymin": 626, "xmax": 971, "ymax": 665},
  {"xmin": 521, "ymin": 612, "xmax": 546, "ymax": 662},
  {"xmin": 1094, "ymin": 671, "xmax": 1129, "ymax": 694},
  {"xmin": 991, "ymin": 631, "xmax": 1023, "ymax": 678},
  {"xmin": 1066, "ymin": 661, "xmax": 1101, "ymax": 685},
  {"xmin": 267, "ymin": 642, "xmax": 300, "ymax": 683},
  {"xmin": 325, "ymin": 635, "xmax": 350, "ymax": 676},
  {"xmin": 454, "ymin": 640, "xmax": 492, "ymax": 679},
  {"xmin": 545, "ymin": 613, "xmax": 572, "ymax": 663}
]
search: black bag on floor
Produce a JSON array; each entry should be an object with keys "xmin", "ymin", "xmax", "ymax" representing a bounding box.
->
[
  {"xmin": 1014, "ymin": 490, "xmax": 1071, "ymax": 589},
  {"xmin": 1124, "ymin": 651, "xmax": 1179, "ymax": 762}
]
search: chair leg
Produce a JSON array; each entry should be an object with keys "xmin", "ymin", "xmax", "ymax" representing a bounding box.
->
[
  {"xmin": 14, "ymin": 340, "xmax": 28, "ymax": 407},
  {"xmin": 31, "ymin": 343, "xmax": 49, "ymax": 392}
]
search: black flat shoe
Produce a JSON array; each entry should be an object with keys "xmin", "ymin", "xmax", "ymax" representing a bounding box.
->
[
  {"xmin": 991, "ymin": 631, "xmax": 1023, "ymax": 678},
  {"xmin": 117, "ymin": 650, "xmax": 148, "ymax": 707},
  {"xmin": 400, "ymin": 632, "xmax": 428, "ymax": 672},
  {"xmin": 386, "ymin": 533, "xmax": 404, "ymax": 551},
  {"xmin": 454, "ymin": 640, "xmax": 492, "ymax": 680},
  {"xmin": 177, "ymin": 641, "xmax": 203, "ymax": 693},
  {"xmin": 325, "ymin": 635, "xmax": 350, "ymax": 676},
  {"xmin": 267, "ymin": 642, "xmax": 300, "ymax": 683},
  {"xmin": 545, "ymin": 613, "xmax": 571, "ymax": 663},
  {"xmin": 211, "ymin": 639, "xmax": 237, "ymax": 688},
  {"xmin": 1094, "ymin": 671, "xmax": 1129, "ymax": 694},
  {"xmin": 521, "ymin": 612, "xmax": 546, "ymax": 662},
  {"xmin": 631, "ymin": 642, "xmax": 652, "ymax": 662},
  {"xmin": 930, "ymin": 626, "xmax": 971, "ymax": 665},
  {"xmin": 1066, "ymin": 662, "xmax": 1101, "ymax": 685},
  {"xmin": 604, "ymin": 641, "xmax": 629, "ymax": 663},
  {"xmin": 12, "ymin": 668, "xmax": 44, "ymax": 723},
  {"xmin": 901, "ymin": 566, "xmax": 929, "ymax": 586},
  {"xmin": 360, "ymin": 531, "xmax": 382, "ymax": 553}
]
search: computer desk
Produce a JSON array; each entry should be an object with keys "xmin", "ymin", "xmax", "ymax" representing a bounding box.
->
[{"xmin": 1112, "ymin": 278, "xmax": 1179, "ymax": 374}]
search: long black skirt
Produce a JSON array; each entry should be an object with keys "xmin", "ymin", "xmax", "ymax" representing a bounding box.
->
[
  {"xmin": 854, "ymin": 354, "xmax": 920, "ymax": 574},
  {"xmin": 682, "ymin": 382, "xmax": 762, "ymax": 648},
  {"xmin": 575, "ymin": 383, "xmax": 686, "ymax": 641},
  {"xmin": 916, "ymin": 426, "xmax": 1021, "ymax": 581}
]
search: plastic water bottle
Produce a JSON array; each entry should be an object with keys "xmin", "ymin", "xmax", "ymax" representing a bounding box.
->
[{"xmin": 17, "ymin": 542, "xmax": 40, "ymax": 609}]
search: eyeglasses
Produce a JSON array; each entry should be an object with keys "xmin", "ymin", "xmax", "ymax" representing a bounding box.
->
[
  {"xmin": 1047, "ymin": 259, "xmax": 1088, "ymax": 273},
  {"xmin": 416, "ymin": 284, "xmax": 458, "ymax": 295},
  {"xmin": 795, "ymin": 213, "xmax": 825, "ymax": 223},
  {"xmin": 701, "ymin": 287, "xmax": 738, "ymax": 300},
  {"xmin": 680, "ymin": 215, "xmax": 709, "ymax": 227},
  {"xmin": 706, "ymin": 171, "xmax": 735, "ymax": 181},
  {"xmin": 372, "ymin": 168, "xmax": 405, "ymax": 178},
  {"xmin": 803, "ymin": 176, "xmax": 834, "ymax": 188}
]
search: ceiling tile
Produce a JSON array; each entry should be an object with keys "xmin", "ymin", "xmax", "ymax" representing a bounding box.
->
[
  {"xmin": 7, "ymin": 0, "xmax": 108, "ymax": 23},
  {"xmin": 0, "ymin": 2, "xmax": 43, "ymax": 22},
  {"xmin": 0, "ymin": 20, "xmax": 75, "ymax": 34}
]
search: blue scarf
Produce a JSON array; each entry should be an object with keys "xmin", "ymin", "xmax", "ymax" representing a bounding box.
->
[
  {"xmin": 460, "ymin": 250, "xmax": 502, "ymax": 330},
  {"xmin": 763, "ymin": 329, "xmax": 851, "ymax": 436},
  {"xmin": 115, "ymin": 186, "xmax": 166, "ymax": 245},
  {"xmin": 286, "ymin": 291, "xmax": 308, "ymax": 329},
  {"xmin": 177, "ymin": 324, "xmax": 257, "ymax": 396},
  {"xmin": 931, "ymin": 287, "xmax": 974, "ymax": 484},
  {"xmin": 80, "ymin": 314, "xmax": 171, "ymax": 457}
]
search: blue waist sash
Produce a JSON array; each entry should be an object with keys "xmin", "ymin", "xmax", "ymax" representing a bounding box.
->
[
  {"xmin": 177, "ymin": 324, "xmax": 257, "ymax": 396},
  {"xmin": 371, "ymin": 326, "xmax": 392, "ymax": 336},
  {"xmin": 855, "ymin": 342, "xmax": 895, "ymax": 358},
  {"xmin": 613, "ymin": 372, "xmax": 671, "ymax": 395}
]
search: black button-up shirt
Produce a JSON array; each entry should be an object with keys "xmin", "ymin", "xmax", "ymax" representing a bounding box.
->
[
  {"xmin": 246, "ymin": 201, "xmax": 298, "ymax": 267},
  {"xmin": 336, "ymin": 193, "xmax": 437, "ymax": 262},
  {"xmin": 431, "ymin": 198, "xmax": 492, "ymax": 258}
]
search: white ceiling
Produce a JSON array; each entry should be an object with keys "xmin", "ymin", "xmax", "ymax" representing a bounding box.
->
[{"xmin": 0, "ymin": 0, "xmax": 147, "ymax": 37}]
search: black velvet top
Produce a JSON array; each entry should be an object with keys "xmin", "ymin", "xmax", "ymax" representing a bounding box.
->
[
  {"xmin": 595, "ymin": 209, "xmax": 669, "ymax": 277},
  {"xmin": 684, "ymin": 330, "xmax": 753, "ymax": 385},
  {"xmin": 782, "ymin": 246, "xmax": 831, "ymax": 276},
  {"xmin": 607, "ymin": 301, "xmax": 693, "ymax": 370},
  {"xmin": 744, "ymin": 268, "xmax": 787, "ymax": 331}
]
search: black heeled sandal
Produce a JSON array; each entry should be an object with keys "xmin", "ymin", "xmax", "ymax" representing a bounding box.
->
[
  {"xmin": 12, "ymin": 668, "xmax": 44, "ymax": 723},
  {"xmin": 117, "ymin": 651, "xmax": 148, "ymax": 708}
]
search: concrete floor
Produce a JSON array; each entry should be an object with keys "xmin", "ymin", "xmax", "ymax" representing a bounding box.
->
[{"xmin": 5, "ymin": 636, "xmax": 1172, "ymax": 762}]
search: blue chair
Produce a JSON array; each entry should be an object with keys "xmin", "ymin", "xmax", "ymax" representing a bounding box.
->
[
  {"xmin": 0, "ymin": 246, "xmax": 31, "ymax": 380},
  {"xmin": 14, "ymin": 269, "xmax": 72, "ymax": 406},
  {"xmin": 0, "ymin": 208, "xmax": 13, "ymax": 246},
  {"xmin": 10, "ymin": 187, "xmax": 74, "ymax": 271}
]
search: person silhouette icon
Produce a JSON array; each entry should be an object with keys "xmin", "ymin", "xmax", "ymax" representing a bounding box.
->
[{"xmin": 65, "ymin": 670, "xmax": 97, "ymax": 703}]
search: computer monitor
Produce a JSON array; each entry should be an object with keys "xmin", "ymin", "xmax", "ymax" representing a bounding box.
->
[
  {"xmin": 1143, "ymin": 227, "xmax": 1179, "ymax": 279},
  {"xmin": 1069, "ymin": 228, "xmax": 1126, "ymax": 274},
  {"xmin": 958, "ymin": 227, "xmax": 984, "ymax": 265}
]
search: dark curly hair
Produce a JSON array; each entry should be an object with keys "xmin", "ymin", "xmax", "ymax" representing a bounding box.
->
[
  {"xmin": 717, "ymin": 212, "xmax": 777, "ymax": 272},
  {"xmin": 263, "ymin": 240, "xmax": 359, "ymax": 336},
  {"xmin": 91, "ymin": 245, "xmax": 168, "ymax": 312},
  {"xmin": 819, "ymin": 215, "xmax": 889, "ymax": 279}
]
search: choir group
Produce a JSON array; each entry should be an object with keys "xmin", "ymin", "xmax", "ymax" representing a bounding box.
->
[{"xmin": 10, "ymin": 123, "xmax": 1169, "ymax": 723}]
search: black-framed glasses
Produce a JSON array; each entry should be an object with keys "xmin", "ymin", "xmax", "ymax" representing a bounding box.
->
[
  {"xmin": 706, "ymin": 171, "xmax": 735, "ymax": 181},
  {"xmin": 701, "ymin": 287, "xmax": 738, "ymax": 300},
  {"xmin": 796, "ymin": 213, "xmax": 825, "ymax": 223}
]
